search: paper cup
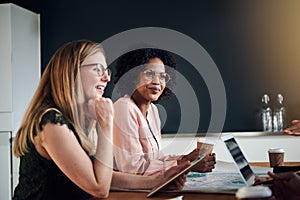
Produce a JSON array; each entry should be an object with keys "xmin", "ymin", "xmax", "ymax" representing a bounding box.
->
[
  {"xmin": 268, "ymin": 148, "xmax": 285, "ymax": 168},
  {"xmin": 197, "ymin": 139, "xmax": 214, "ymax": 155}
]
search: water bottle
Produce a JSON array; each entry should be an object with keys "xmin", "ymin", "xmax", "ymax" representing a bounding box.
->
[
  {"xmin": 261, "ymin": 94, "xmax": 272, "ymax": 132},
  {"xmin": 274, "ymin": 94, "xmax": 286, "ymax": 132}
]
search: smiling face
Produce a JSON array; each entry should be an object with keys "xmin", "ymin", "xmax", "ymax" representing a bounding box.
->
[
  {"xmin": 80, "ymin": 51, "xmax": 110, "ymax": 99},
  {"xmin": 134, "ymin": 57, "xmax": 166, "ymax": 103}
]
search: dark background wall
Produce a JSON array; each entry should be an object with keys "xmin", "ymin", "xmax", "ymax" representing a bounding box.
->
[{"xmin": 2, "ymin": 0, "xmax": 300, "ymax": 133}]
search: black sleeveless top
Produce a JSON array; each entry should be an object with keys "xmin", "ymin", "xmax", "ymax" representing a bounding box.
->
[{"xmin": 13, "ymin": 109, "xmax": 92, "ymax": 200}]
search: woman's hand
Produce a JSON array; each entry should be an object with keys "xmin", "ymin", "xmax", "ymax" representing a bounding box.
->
[
  {"xmin": 87, "ymin": 97, "xmax": 113, "ymax": 130},
  {"xmin": 160, "ymin": 161, "xmax": 191, "ymax": 190},
  {"xmin": 191, "ymin": 153, "xmax": 216, "ymax": 172},
  {"xmin": 178, "ymin": 149, "xmax": 216, "ymax": 173},
  {"xmin": 94, "ymin": 97, "xmax": 113, "ymax": 122},
  {"xmin": 178, "ymin": 149, "xmax": 199, "ymax": 164},
  {"xmin": 284, "ymin": 120, "xmax": 300, "ymax": 136}
]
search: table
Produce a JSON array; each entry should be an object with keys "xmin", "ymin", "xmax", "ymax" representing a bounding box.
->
[
  {"xmin": 250, "ymin": 162, "xmax": 300, "ymax": 168},
  {"xmin": 91, "ymin": 162, "xmax": 300, "ymax": 200},
  {"xmin": 90, "ymin": 191, "xmax": 236, "ymax": 200}
]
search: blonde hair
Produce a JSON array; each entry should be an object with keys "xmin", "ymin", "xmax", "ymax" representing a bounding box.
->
[{"xmin": 14, "ymin": 40, "xmax": 104, "ymax": 157}]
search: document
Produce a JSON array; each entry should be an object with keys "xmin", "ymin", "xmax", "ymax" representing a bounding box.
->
[{"xmin": 183, "ymin": 161, "xmax": 271, "ymax": 194}]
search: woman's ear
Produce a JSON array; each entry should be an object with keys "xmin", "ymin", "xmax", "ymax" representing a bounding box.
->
[
  {"xmin": 133, "ymin": 79, "xmax": 144, "ymax": 91},
  {"xmin": 133, "ymin": 72, "xmax": 143, "ymax": 86},
  {"xmin": 133, "ymin": 78, "xmax": 139, "ymax": 85}
]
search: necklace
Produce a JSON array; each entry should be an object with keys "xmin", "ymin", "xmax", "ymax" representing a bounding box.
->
[
  {"xmin": 131, "ymin": 96, "xmax": 160, "ymax": 150},
  {"xmin": 146, "ymin": 118, "xmax": 160, "ymax": 150}
]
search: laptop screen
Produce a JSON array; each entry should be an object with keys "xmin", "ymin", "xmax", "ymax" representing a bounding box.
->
[{"xmin": 221, "ymin": 134, "xmax": 255, "ymax": 185}]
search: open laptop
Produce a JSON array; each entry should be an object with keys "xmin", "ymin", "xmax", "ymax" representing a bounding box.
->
[{"xmin": 221, "ymin": 134, "xmax": 255, "ymax": 186}]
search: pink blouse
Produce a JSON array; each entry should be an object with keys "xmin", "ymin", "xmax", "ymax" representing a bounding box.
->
[{"xmin": 113, "ymin": 95, "xmax": 179, "ymax": 175}]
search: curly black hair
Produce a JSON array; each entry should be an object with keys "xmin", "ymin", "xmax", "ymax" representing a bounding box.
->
[{"xmin": 114, "ymin": 48, "xmax": 176, "ymax": 100}]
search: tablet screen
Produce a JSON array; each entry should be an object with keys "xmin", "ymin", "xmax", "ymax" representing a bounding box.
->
[{"xmin": 147, "ymin": 154, "xmax": 207, "ymax": 197}]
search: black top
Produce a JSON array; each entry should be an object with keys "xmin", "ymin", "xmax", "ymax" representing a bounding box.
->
[{"xmin": 13, "ymin": 109, "xmax": 92, "ymax": 200}]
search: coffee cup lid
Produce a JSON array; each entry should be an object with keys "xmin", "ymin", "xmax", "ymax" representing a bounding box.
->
[
  {"xmin": 268, "ymin": 148, "xmax": 285, "ymax": 153},
  {"xmin": 236, "ymin": 186, "xmax": 272, "ymax": 198}
]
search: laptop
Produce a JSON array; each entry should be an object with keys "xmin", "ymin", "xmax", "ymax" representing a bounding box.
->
[{"xmin": 221, "ymin": 134, "xmax": 255, "ymax": 186}]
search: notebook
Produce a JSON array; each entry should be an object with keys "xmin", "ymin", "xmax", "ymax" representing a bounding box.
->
[{"xmin": 221, "ymin": 134, "xmax": 255, "ymax": 186}]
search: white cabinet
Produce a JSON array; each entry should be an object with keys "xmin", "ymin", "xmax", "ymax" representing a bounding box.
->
[
  {"xmin": 0, "ymin": 132, "xmax": 12, "ymax": 200},
  {"xmin": 0, "ymin": 3, "xmax": 40, "ymax": 200},
  {"xmin": 0, "ymin": 3, "xmax": 40, "ymax": 134}
]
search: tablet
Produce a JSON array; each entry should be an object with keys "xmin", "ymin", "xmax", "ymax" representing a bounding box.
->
[{"xmin": 147, "ymin": 153, "xmax": 207, "ymax": 198}]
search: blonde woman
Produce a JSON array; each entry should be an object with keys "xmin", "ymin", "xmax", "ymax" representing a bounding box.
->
[{"xmin": 13, "ymin": 40, "xmax": 189, "ymax": 200}]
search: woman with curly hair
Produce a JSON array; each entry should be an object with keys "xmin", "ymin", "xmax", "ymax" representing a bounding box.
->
[
  {"xmin": 113, "ymin": 48, "xmax": 216, "ymax": 176},
  {"xmin": 13, "ymin": 41, "xmax": 190, "ymax": 200}
]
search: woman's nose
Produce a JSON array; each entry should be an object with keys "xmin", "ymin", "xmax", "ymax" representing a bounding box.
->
[
  {"xmin": 101, "ymin": 70, "xmax": 111, "ymax": 82},
  {"xmin": 151, "ymin": 74, "xmax": 160, "ymax": 84}
]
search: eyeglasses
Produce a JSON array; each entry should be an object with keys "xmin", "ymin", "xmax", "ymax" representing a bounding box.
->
[
  {"xmin": 143, "ymin": 70, "xmax": 171, "ymax": 84},
  {"xmin": 81, "ymin": 63, "xmax": 111, "ymax": 77}
]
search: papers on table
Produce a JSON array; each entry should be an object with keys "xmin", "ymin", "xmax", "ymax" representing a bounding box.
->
[{"xmin": 182, "ymin": 161, "xmax": 271, "ymax": 194}]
